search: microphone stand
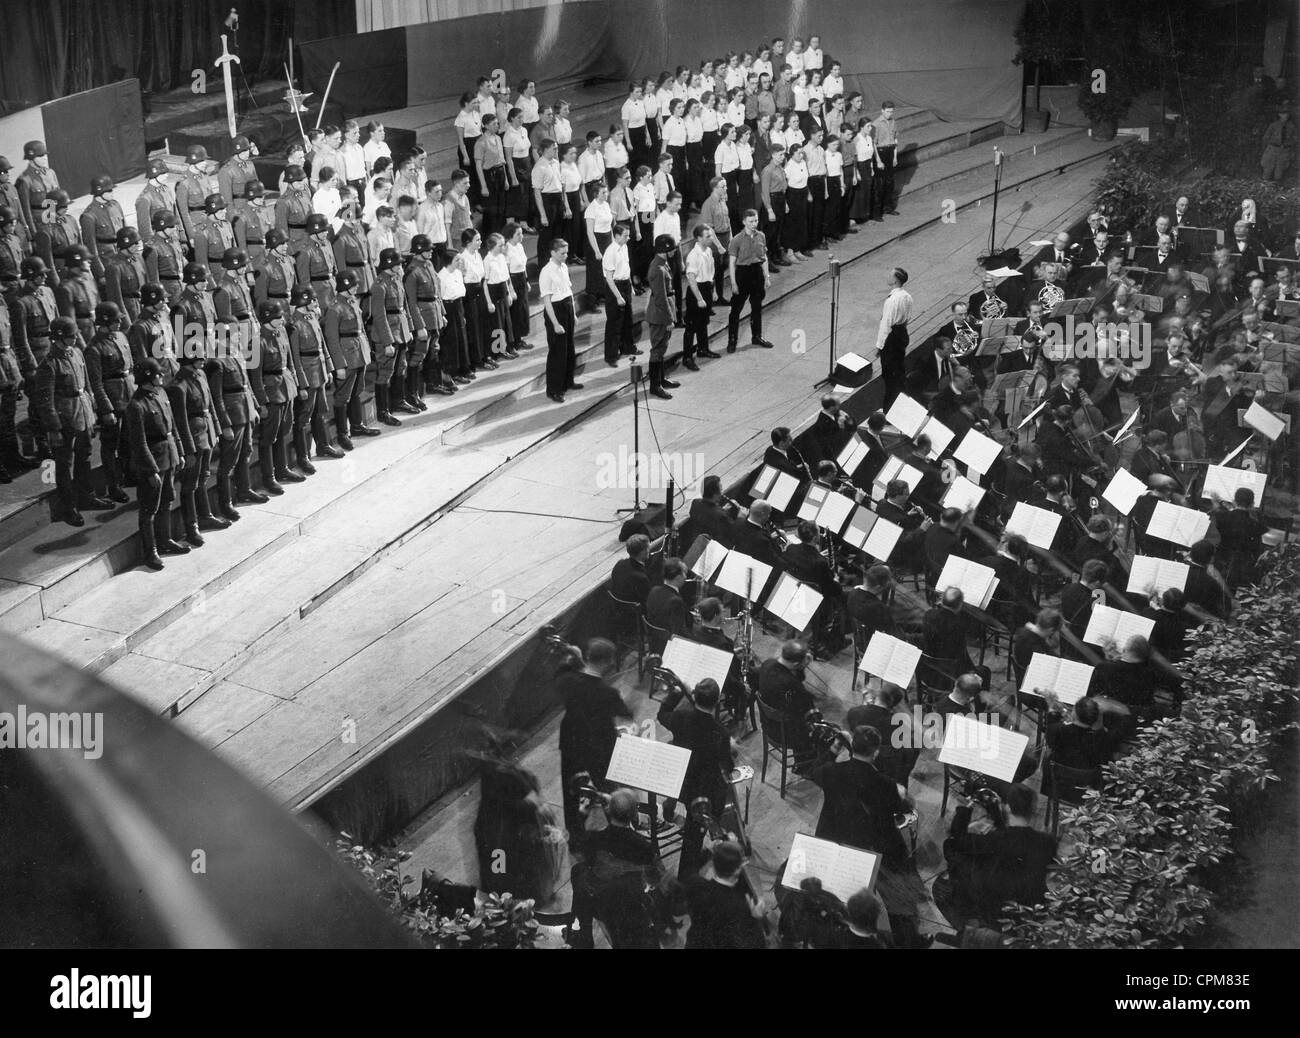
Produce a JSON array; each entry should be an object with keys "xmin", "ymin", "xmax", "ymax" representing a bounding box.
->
[
  {"xmin": 815, "ymin": 253, "xmax": 842, "ymax": 388},
  {"xmin": 617, "ymin": 364, "xmax": 650, "ymax": 516}
]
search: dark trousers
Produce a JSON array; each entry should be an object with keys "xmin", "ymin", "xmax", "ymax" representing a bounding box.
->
[
  {"xmin": 464, "ymin": 283, "xmax": 488, "ymax": 366},
  {"xmin": 137, "ymin": 464, "xmax": 176, "ymax": 548},
  {"xmin": 544, "ymin": 298, "xmax": 576, "ymax": 396},
  {"xmin": 215, "ymin": 416, "xmax": 251, "ymax": 499},
  {"xmin": 808, "ymin": 175, "xmax": 826, "ymax": 245},
  {"xmin": 728, "ymin": 264, "xmax": 765, "ymax": 344},
  {"xmin": 487, "ymin": 281, "xmax": 514, "ymax": 357},
  {"xmin": 178, "ymin": 445, "xmax": 212, "ymax": 529},
  {"xmin": 482, "ymin": 165, "xmax": 508, "ymax": 236},
  {"xmin": 53, "ymin": 427, "xmax": 93, "ymax": 512},
  {"xmin": 604, "ymin": 278, "xmax": 634, "ymax": 362},
  {"xmin": 297, "ymin": 385, "xmax": 334, "ymax": 451},
  {"xmin": 762, "ymin": 190, "xmax": 786, "ymax": 260},
  {"xmin": 683, "ymin": 282, "xmax": 713, "ymax": 360},
  {"xmin": 260, "ymin": 400, "xmax": 292, "ymax": 482},
  {"xmin": 667, "ymin": 248, "xmax": 684, "ymax": 322},
  {"xmin": 441, "ymin": 299, "xmax": 471, "ymax": 375},
  {"xmin": 335, "ymin": 368, "xmax": 364, "ymax": 431},
  {"xmin": 537, "ymin": 192, "xmax": 565, "ymax": 269},
  {"xmin": 881, "ymin": 323, "xmax": 910, "ymax": 405},
  {"xmin": 98, "ymin": 410, "xmax": 129, "ymax": 492},
  {"xmin": 877, "ymin": 146, "xmax": 896, "ymax": 210},
  {"xmin": 509, "ymin": 271, "xmax": 530, "ymax": 344}
]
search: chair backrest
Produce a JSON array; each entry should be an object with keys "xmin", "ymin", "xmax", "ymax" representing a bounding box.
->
[
  {"xmin": 644, "ymin": 617, "xmax": 671, "ymax": 652},
  {"xmin": 757, "ymin": 699, "xmax": 791, "ymax": 749},
  {"xmin": 1048, "ymin": 760, "xmax": 1102, "ymax": 805},
  {"xmin": 917, "ymin": 651, "xmax": 959, "ymax": 691},
  {"xmin": 606, "ymin": 589, "xmax": 644, "ymax": 614}
]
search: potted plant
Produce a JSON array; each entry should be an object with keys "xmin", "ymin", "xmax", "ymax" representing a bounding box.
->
[{"xmin": 1078, "ymin": 80, "xmax": 1132, "ymax": 141}]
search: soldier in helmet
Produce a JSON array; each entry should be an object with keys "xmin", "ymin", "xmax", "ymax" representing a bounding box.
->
[
  {"xmin": 11, "ymin": 256, "xmax": 58, "ymax": 457},
  {"xmin": 288, "ymin": 283, "xmax": 345, "ymax": 472},
  {"xmin": 0, "ymin": 296, "xmax": 33, "ymax": 480},
  {"xmin": 250, "ymin": 299, "xmax": 307, "ymax": 494},
  {"xmin": 124, "ymin": 357, "xmax": 190, "ymax": 568},
  {"xmin": 131, "ymin": 281, "xmax": 181, "ymax": 381},
  {"xmin": 252, "ymin": 228, "xmax": 296, "ymax": 309},
  {"xmin": 16, "ymin": 141, "xmax": 60, "ymax": 241},
  {"xmin": 80, "ymin": 175, "xmax": 126, "ymax": 284},
  {"xmin": 134, "ymin": 157, "xmax": 174, "ymax": 235},
  {"xmin": 0, "ymin": 206, "xmax": 25, "ymax": 292},
  {"xmin": 194, "ymin": 194, "xmax": 236, "ymax": 280},
  {"xmin": 54, "ymin": 245, "xmax": 100, "ymax": 342},
  {"xmin": 231, "ymin": 179, "xmax": 272, "ymax": 263},
  {"xmin": 166, "ymin": 329, "xmax": 229, "ymax": 540},
  {"xmin": 331, "ymin": 186, "xmax": 375, "ymax": 300},
  {"xmin": 275, "ymin": 164, "xmax": 313, "ymax": 249},
  {"xmin": 33, "ymin": 189, "xmax": 81, "ymax": 276},
  {"xmin": 296, "ymin": 213, "xmax": 338, "ymax": 311},
  {"xmin": 33, "ymin": 317, "xmax": 106, "ymax": 524},
  {"xmin": 218, "ymin": 136, "xmax": 259, "ymax": 207},
  {"xmin": 0, "ymin": 156, "xmax": 29, "ymax": 254},
  {"xmin": 322, "ymin": 270, "xmax": 377, "ymax": 449},
  {"xmin": 83, "ymin": 301, "xmax": 136, "ymax": 502},
  {"xmin": 202, "ymin": 257, "xmax": 263, "ymax": 514},
  {"xmin": 176, "ymin": 145, "xmax": 217, "ymax": 246},
  {"xmin": 144, "ymin": 210, "xmax": 187, "ymax": 303},
  {"xmin": 368, "ymin": 246, "xmax": 419, "ymax": 423},
  {"xmin": 405, "ymin": 234, "xmax": 456, "ymax": 403},
  {"xmin": 103, "ymin": 227, "xmax": 147, "ymax": 328}
]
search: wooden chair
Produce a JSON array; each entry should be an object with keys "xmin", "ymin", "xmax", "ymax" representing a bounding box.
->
[
  {"xmin": 758, "ymin": 700, "xmax": 803, "ymax": 799},
  {"xmin": 939, "ymin": 763, "xmax": 972, "ymax": 816},
  {"xmin": 606, "ymin": 590, "xmax": 646, "ymax": 677},
  {"xmin": 1045, "ymin": 760, "xmax": 1102, "ymax": 836},
  {"xmin": 642, "ymin": 618, "xmax": 672, "ymax": 694}
]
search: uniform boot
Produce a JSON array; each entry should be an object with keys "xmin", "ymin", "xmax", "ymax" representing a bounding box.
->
[
  {"xmin": 293, "ymin": 425, "xmax": 317, "ymax": 475},
  {"xmin": 215, "ymin": 474, "xmax": 242, "ymax": 522},
  {"xmin": 235, "ymin": 444, "xmax": 269, "ymax": 504},
  {"xmin": 140, "ymin": 522, "xmax": 164, "ymax": 571},
  {"xmin": 102, "ymin": 443, "xmax": 130, "ymax": 503},
  {"xmin": 649, "ymin": 361, "xmax": 673, "ymax": 400},
  {"xmin": 659, "ymin": 361, "xmax": 680, "ymax": 389},
  {"xmin": 275, "ymin": 435, "xmax": 305, "ymax": 483},
  {"xmin": 407, "ymin": 367, "xmax": 428, "ymax": 411},
  {"xmin": 196, "ymin": 481, "xmax": 231, "ymax": 531},
  {"xmin": 333, "ymin": 407, "xmax": 354, "ymax": 451},
  {"xmin": 258, "ymin": 440, "xmax": 284, "ymax": 496},
  {"xmin": 314, "ymin": 412, "xmax": 345, "ymax": 457},
  {"xmin": 376, "ymin": 385, "xmax": 401, "ymax": 426},
  {"xmin": 155, "ymin": 506, "xmax": 190, "ymax": 556}
]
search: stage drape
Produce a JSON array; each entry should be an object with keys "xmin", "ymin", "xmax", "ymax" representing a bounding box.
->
[
  {"xmin": 42, "ymin": 81, "xmax": 148, "ymax": 191},
  {"xmin": 0, "ymin": 0, "xmax": 355, "ymax": 113},
  {"xmin": 302, "ymin": 28, "xmax": 411, "ymax": 117}
]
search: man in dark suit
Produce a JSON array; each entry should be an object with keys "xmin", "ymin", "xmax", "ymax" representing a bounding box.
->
[
  {"xmin": 682, "ymin": 474, "xmax": 740, "ymax": 548},
  {"xmin": 1075, "ymin": 230, "xmax": 1112, "ymax": 269},
  {"xmin": 729, "ymin": 498, "xmax": 782, "ymax": 573},
  {"xmin": 923, "ymin": 507, "xmax": 964, "ymax": 583},
  {"xmin": 848, "ymin": 411, "xmax": 891, "ymax": 492},
  {"xmin": 808, "ymin": 394, "xmax": 853, "ymax": 466},
  {"xmin": 1212, "ymin": 488, "xmax": 1268, "ymax": 589},
  {"xmin": 1072, "ymin": 515, "xmax": 1124, "ymax": 578},
  {"xmin": 968, "ymin": 274, "xmax": 1010, "ymax": 324},
  {"xmin": 1226, "ymin": 219, "xmax": 1268, "ymax": 283},
  {"xmin": 1129, "ymin": 429, "xmax": 1177, "ymax": 487},
  {"xmin": 1043, "ymin": 695, "xmax": 1121, "ymax": 772},
  {"xmin": 1184, "ymin": 539, "xmax": 1231, "ymax": 619},
  {"xmin": 1059, "ymin": 559, "xmax": 1108, "ymax": 652},
  {"xmin": 1036, "ymin": 405, "xmax": 1093, "ymax": 481},
  {"xmin": 1141, "ymin": 587, "xmax": 1190, "ymax": 664},
  {"xmin": 610, "ymin": 533, "xmax": 653, "ymax": 605},
  {"xmin": 558, "ymin": 639, "xmax": 632, "ymax": 846},
  {"xmin": 1031, "ymin": 231, "xmax": 1076, "ymax": 272},
  {"xmin": 919, "ymin": 588, "xmax": 980, "ymax": 689},
  {"xmin": 905, "ymin": 335, "xmax": 957, "ymax": 400},
  {"xmin": 846, "ymin": 564, "xmax": 898, "ymax": 643},
  {"xmin": 682, "ymin": 840, "xmax": 765, "ymax": 948},
  {"xmin": 1137, "ymin": 214, "xmax": 1173, "ymax": 248},
  {"xmin": 757, "ymin": 640, "xmax": 817, "ymax": 761},
  {"xmin": 663, "ymin": 680, "xmax": 739, "ymax": 881},
  {"xmin": 645, "ymin": 558, "xmax": 691, "ymax": 649},
  {"xmin": 809, "ymin": 726, "xmax": 908, "ymax": 864},
  {"xmin": 763, "ymin": 425, "xmax": 811, "ymax": 479},
  {"xmin": 1129, "ymin": 476, "xmax": 1181, "ymax": 560}
]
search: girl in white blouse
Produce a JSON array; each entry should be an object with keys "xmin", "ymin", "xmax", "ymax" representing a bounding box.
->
[
  {"xmin": 736, "ymin": 125, "xmax": 756, "ymax": 217},
  {"xmin": 686, "ymin": 72, "xmax": 704, "ymax": 102},
  {"xmin": 456, "ymin": 229, "xmax": 497, "ymax": 369},
  {"xmin": 784, "ymin": 110, "xmax": 805, "ymax": 151},
  {"xmin": 603, "ymin": 126, "xmax": 629, "ymax": 187},
  {"xmin": 559, "ymin": 144, "xmax": 584, "ymax": 260},
  {"xmin": 683, "ymin": 99, "xmax": 706, "ymax": 209},
  {"xmin": 700, "ymin": 92, "xmax": 721, "ymax": 190},
  {"xmin": 438, "ymin": 256, "xmax": 472, "ymax": 383},
  {"xmin": 584, "ymin": 183, "xmax": 615, "ymax": 306},
  {"xmin": 631, "ymin": 165, "xmax": 657, "ymax": 290},
  {"xmin": 783, "ymin": 147, "xmax": 812, "ymax": 258},
  {"xmin": 807, "ymin": 70, "xmax": 825, "ymax": 109},
  {"xmin": 504, "ymin": 221, "xmax": 532, "ymax": 349},
  {"xmin": 643, "ymin": 76, "xmax": 663, "ymax": 153},
  {"xmin": 483, "ymin": 232, "xmax": 518, "ymax": 358},
  {"xmin": 662, "ymin": 99, "xmax": 688, "ymax": 202},
  {"xmin": 792, "ymin": 72, "xmax": 810, "ymax": 113},
  {"xmin": 514, "ymin": 80, "xmax": 540, "ymax": 134},
  {"xmin": 724, "ymin": 87, "xmax": 747, "ymax": 132},
  {"xmin": 824, "ymin": 135, "xmax": 847, "ymax": 240},
  {"xmin": 753, "ymin": 47, "xmax": 773, "ymax": 82},
  {"xmin": 553, "ymin": 101, "xmax": 573, "ymax": 147}
]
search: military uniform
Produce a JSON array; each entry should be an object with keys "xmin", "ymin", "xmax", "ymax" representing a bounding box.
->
[
  {"xmin": 128, "ymin": 307, "xmax": 181, "ymax": 381},
  {"xmin": 0, "ymin": 179, "xmax": 30, "ymax": 254},
  {"xmin": 289, "ymin": 304, "xmax": 335, "ymax": 462},
  {"xmin": 405, "ymin": 254, "xmax": 448, "ymax": 399},
  {"xmin": 135, "ymin": 181, "xmax": 177, "ymax": 238},
  {"xmin": 124, "ymin": 382, "xmax": 186, "ymax": 556},
  {"xmin": 0, "ymin": 230, "xmax": 25, "ymax": 292},
  {"xmin": 368, "ymin": 266, "xmax": 417, "ymax": 417},
  {"xmin": 275, "ymin": 188, "xmax": 312, "ymax": 248},
  {"xmin": 32, "ymin": 338, "xmax": 95, "ymax": 515},
  {"xmin": 323, "ymin": 293, "xmax": 372, "ymax": 442},
  {"xmin": 83, "ymin": 326, "xmax": 136, "ymax": 495},
  {"xmin": 145, "ymin": 233, "xmax": 187, "ymax": 302},
  {"xmin": 167, "ymin": 360, "xmax": 223, "ymax": 533},
  {"xmin": 230, "ymin": 199, "xmax": 272, "ymax": 262},
  {"xmin": 217, "ymin": 155, "xmax": 259, "ymax": 208},
  {"xmin": 249, "ymin": 321, "xmax": 305, "ymax": 487},
  {"xmin": 175, "ymin": 167, "xmax": 218, "ymax": 242},
  {"xmin": 16, "ymin": 163, "xmax": 59, "ymax": 238},
  {"xmin": 54, "ymin": 271, "xmax": 100, "ymax": 343},
  {"xmin": 331, "ymin": 222, "xmax": 375, "ymax": 295},
  {"xmin": 296, "ymin": 236, "xmax": 337, "ymax": 310},
  {"xmin": 0, "ymin": 304, "xmax": 26, "ymax": 465},
  {"xmin": 253, "ymin": 249, "xmax": 296, "ymax": 308},
  {"xmin": 33, "ymin": 212, "xmax": 81, "ymax": 275},
  {"xmin": 103, "ymin": 251, "xmax": 147, "ymax": 327},
  {"xmin": 194, "ymin": 218, "xmax": 236, "ymax": 281},
  {"xmin": 79, "ymin": 197, "xmax": 125, "ymax": 282},
  {"xmin": 204, "ymin": 278, "xmax": 256, "ymax": 508}
]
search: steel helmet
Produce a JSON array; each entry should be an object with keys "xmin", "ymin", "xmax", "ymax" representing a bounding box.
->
[
  {"xmin": 91, "ymin": 174, "xmax": 115, "ymax": 195},
  {"xmin": 62, "ymin": 244, "xmax": 91, "ymax": 267},
  {"xmin": 257, "ymin": 300, "xmax": 283, "ymax": 323},
  {"xmin": 377, "ymin": 247, "xmax": 402, "ymax": 271},
  {"xmin": 51, "ymin": 316, "xmax": 79, "ymax": 340},
  {"xmin": 265, "ymin": 228, "xmax": 288, "ymax": 249},
  {"xmin": 140, "ymin": 282, "xmax": 167, "ymax": 307},
  {"xmin": 243, "ymin": 179, "xmax": 265, "ymax": 199},
  {"xmin": 203, "ymin": 193, "xmax": 227, "ymax": 215},
  {"xmin": 186, "ymin": 144, "xmax": 209, "ymax": 164},
  {"xmin": 221, "ymin": 247, "xmax": 249, "ymax": 270},
  {"xmin": 411, "ymin": 234, "xmax": 433, "ymax": 255},
  {"xmin": 283, "ymin": 164, "xmax": 307, "ymax": 183},
  {"xmin": 305, "ymin": 213, "xmax": 330, "ymax": 235},
  {"xmin": 147, "ymin": 157, "xmax": 169, "ymax": 178},
  {"xmin": 290, "ymin": 285, "xmax": 315, "ymax": 307},
  {"xmin": 151, "ymin": 210, "xmax": 178, "ymax": 231},
  {"xmin": 23, "ymin": 140, "xmax": 47, "ymax": 160},
  {"xmin": 0, "ymin": 206, "xmax": 13, "ymax": 226},
  {"xmin": 20, "ymin": 256, "xmax": 47, "ymax": 279},
  {"xmin": 115, "ymin": 227, "xmax": 141, "ymax": 249},
  {"xmin": 335, "ymin": 270, "xmax": 358, "ymax": 293},
  {"xmin": 48, "ymin": 188, "xmax": 71, "ymax": 208},
  {"xmin": 94, "ymin": 301, "xmax": 122, "ymax": 326},
  {"xmin": 182, "ymin": 261, "xmax": 209, "ymax": 286}
]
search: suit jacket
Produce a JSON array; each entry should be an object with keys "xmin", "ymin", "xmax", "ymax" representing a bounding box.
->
[
  {"xmin": 730, "ymin": 516, "xmax": 782, "ymax": 570},
  {"xmin": 809, "ymin": 758, "xmax": 908, "ymax": 866},
  {"xmin": 923, "ymin": 525, "xmax": 961, "ymax": 581},
  {"xmin": 763, "ymin": 444, "xmax": 809, "ymax": 479},
  {"xmin": 920, "ymin": 605, "xmax": 973, "ymax": 684},
  {"xmin": 557, "ymin": 671, "xmax": 630, "ymax": 781},
  {"xmin": 645, "ymin": 584, "xmax": 689, "ymax": 636},
  {"xmin": 905, "ymin": 341, "xmax": 956, "ymax": 398},
  {"xmin": 1184, "ymin": 564, "xmax": 1230, "ymax": 619},
  {"xmin": 781, "ymin": 541, "xmax": 839, "ymax": 596},
  {"xmin": 610, "ymin": 557, "xmax": 651, "ymax": 605},
  {"xmin": 845, "ymin": 588, "xmax": 896, "ymax": 640},
  {"xmin": 809, "ymin": 410, "xmax": 851, "ymax": 466}
]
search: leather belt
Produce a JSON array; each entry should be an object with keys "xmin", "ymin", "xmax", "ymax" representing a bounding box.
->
[
  {"xmin": 347, "ymin": 262, "xmax": 366, "ymax": 267},
  {"xmin": 268, "ymin": 293, "xmax": 288, "ymax": 299},
  {"xmin": 300, "ymin": 350, "xmax": 321, "ymax": 356},
  {"xmin": 288, "ymin": 222, "xmax": 307, "ymax": 229},
  {"xmin": 311, "ymin": 276, "xmax": 330, "ymax": 282},
  {"xmin": 222, "ymin": 388, "xmax": 245, "ymax": 395},
  {"xmin": 55, "ymin": 391, "xmax": 85, "ymax": 398}
]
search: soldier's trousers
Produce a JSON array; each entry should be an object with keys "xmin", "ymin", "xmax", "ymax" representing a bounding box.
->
[
  {"xmin": 1, "ymin": 386, "xmax": 19, "ymax": 457},
  {"xmin": 216, "ymin": 421, "xmax": 252, "ymax": 502},
  {"xmin": 99, "ymin": 411, "xmax": 129, "ymax": 492},
  {"xmin": 137, "ymin": 465, "xmax": 177, "ymax": 549},
  {"xmin": 335, "ymin": 368, "xmax": 365, "ymax": 434},
  {"xmin": 178, "ymin": 446, "xmax": 213, "ymax": 530},
  {"xmin": 297, "ymin": 385, "xmax": 334, "ymax": 452},
  {"xmin": 260, "ymin": 401, "xmax": 293, "ymax": 481},
  {"xmin": 53, "ymin": 428, "xmax": 93, "ymax": 513}
]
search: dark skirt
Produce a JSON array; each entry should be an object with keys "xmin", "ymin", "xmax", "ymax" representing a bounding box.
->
[
  {"xmin": 685, "ymin": 140, "xmax": 706, "ymax": 206},
  {"xmin": 565, "ymin": 189, "xmax": 584, "ymax": 259},
  {"xmin": 509, "ymin": 270, "xmax": 530, "ymax": 342},
  {"xmin": 850, "ymin": 161, "xmax": 875, "ymax": 221},
  {"xmin": 668, "ymin": 144, "xmax": 687, "ymax": 199},
  {"xmin": 463, "ymin": 280, "xmax": 489, "ymax": 365},
  {"xmin": 633, "ymin": 213, "xmax": 655, "ymax": 283},
  {"xmin": 488, "ymin": 280, "xmax": 514, "ymax": 354},
  {"xmin": 737, "ymin": 167, "xmax": 756, "ymax": 214},
  {"xmin": 585, "ymin": 228, "xmax": 612, "ymax": 303},
  {"xmin": 826, "ymin": 177, "xmax": 845, "ymax": 237},
  {"xmin": 701, "ymin": 130, "xmax": 719, "ymax": 184},
  {"xmin": 510, "ymin": 156, "xmax": 532, "ymax": 222},
  {"xmin": 784, "ymin": 187, "xmax": 809, "ymax": 252}
]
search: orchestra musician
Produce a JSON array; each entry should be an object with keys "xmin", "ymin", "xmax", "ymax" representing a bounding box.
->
[
  {"xmin": 809, "ymin": 394, "xmax": 855, "ymax": 465},
  {"xmin": 1128, "ymin": 474, "xmax": 1182, "ymax": 560},
  {"xmin": 905, "ymin": 333, "xmax": 958, "ymax": 400},
  {"xmin": 764, "ymin": 425, "xmax": 813, "ymax": 479},
  {"xmin": 936, "ymin": 300, "xmax": 980, "ymax": 359},
  {"xmin": 1129, "ymin": 429, "xmax": 1181, "ymax": 489},
  {"xmin": 730, "ymin": 499, "xmax": 784, "ymax": 571},
  {"xmin": 968, "ymin": 273, "xmax": 1010, "ymax": 324},
  {"xmin": 682, "ymin": 473, "xmax": 743, "ymax": 547},
  {"xmin": 781, "ymin": 520, "xmax": 847, "ymax": 657},
  {"xmin": 848, "ymin": 410, "xmax": 891, "ymax": 492}
]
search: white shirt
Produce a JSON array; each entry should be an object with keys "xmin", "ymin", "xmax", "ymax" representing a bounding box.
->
[
  {"xmin": 685, "ymin": 115, "xmax": 704, "ymax": 143},
  {"xmin": 823, "ymin": 73, "xmax": 844, "ymax": 98},
  {"xmin": 337, "ymin": 141, "xmax": 367, "ymax": 182},
  {"xmin": 578, "ymin": 150, "xmax": 606, "ymax": 184},
  {"xmin": 539, "ymin": 259, "xmax": 573, "ymax": 302},
  {"xmin": 363, "ymin": 138, "xmax": 391, "ymax": 174},
  {"xmin": 585, "ymin": 198, "xmax": 614, "ymax": 234},
  {"xmin": 515, "ymin": 94, "xmax": 539, "ymax": 122},
  {"xmin": 876, "ymin": 286, "xmax": 914, "ymax": 349},
  {"xmin": 805, "ymin": 47, "xmax": 824, "ymax": 72},
  {"xmin": 793, "ymin": 82, "xmax": 810, "ymax": 112},
  {"xmin": 506, "ymin": 240, "xmax": 529, "ymax": 274},
  {"xmin": 455, "ymin": 108, "xmax": 482, "ymax": 138},
  {"xmin": 737, "ymin": 142, "xmax": 755, "ymax": 170},
  {"xmin": 725, "ymin": 101, "xmax": 747, "ymax": 128},
  {"xmin": 602, "ymin": 240, "xmax": 631, "ymax": 282},
  {"xmin": 655, "ymin": 87, "xmax": 675, "ymax": 114},
  {"xmin": 715, "ymin": 139, "xmax": 740, "ymax": 174},
  {"xmin": 786, "ymin": 51, "xmax": 806, "ymax": 76},
  {"xmin": 653, "ymin": 209, "xmax": 682, "ymax": 244},
  {"xmin": 784, "ymin": 157, "xmax": 809, "ymax": 189},
  {"xmin": 642, "ymin": 92, "xmax": 660, "ymax": 119},
  {"xmin": 311, "ymin": 184, "xmax": 342, "ymax": 219},
  {"xmin": 701, "ymin": 107, "xmax": 720, "ymax": 132},
  {"xmin": 826, "ymin": 150, "xmax": 844, "ymax": 178},
  {"xmin": 554, "ymin": 117, "xmax": 573, "ymax": 145},
  {"xmin": 685, "ymin": 243, "xmax": 715, "ymax": 284},
  {"xmin": 503, "ymin": 126, "xmax": 531, "ymax": 159},
  {"xmin": 485, "ymin": 251, "xmax": 511, "ymax": 284},
  {"xmin": 854, "ymin": 133, "xmax": 877, "ymax": 162},
  {"xmin": 417, "ymin": 197, "xmax": 447, "ymax": 243},
  {"xmin": 531, "ymin": 158, "xmax": 563, "ymax": 194},
  {"xmin": 753, "ymin": 59, "xmax": 773, "ymax": 80},
  {"xmin": 367, "ymin": 225, "xmax": 396, "ymax": 258},
  {"xmin": 363, "ymin": 191, "xmax": 393, "ymax": 228},
  {"xmin": 438, "ymin": 265, "xmax": 466, "ymax": 300},
  {"xmin": 621, "ymin": 96, "xmax": 647, "ymax": 128},
  {"xmin": 604, "ymin": 139, "xmax": 629, "ymax": 169},
  {"xmin": 770, "ymin": 128, "xmax": 787, "ymax": 151},
  {"xmin": 663, "ymin": 116, "xmax": 687, "ymax": 147},
  {"xmin": 724, "ymin": 66, "xmax": 746, "ymax": 91},
  {"xmin": 808, "ymin": 84, "xmax": 825, "ymax": 106},
  {"xmin": 560, "ymin": 162, "xmax": 583, "ymax": 193},
  {"xmin": 633, "ymin": 182, "xmax": 658, "ymax": 215},
  {"xmin": 460, "ymin": 249, "xmax": 485, "ymax": 284}
]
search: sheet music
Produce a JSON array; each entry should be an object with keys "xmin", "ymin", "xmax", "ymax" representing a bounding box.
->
[
  {"xmin": 1127, "ymin": 556, "xmax": 1190, "ymax": 596},
  {"xmin": 1102, "ymin": 468, "xmax": 1146, "ymax": 515},
  {"xmin": 863, "ymin": 515, "xmax": 903, "ymax": 562},
  {"xmin": 837, "ymin": 437, "xmax": 870, "ymax": 476},
  {"xmin": 1243, "ymin": 401, "xmax": 1285, "ymax": 441},
  {"xmin": 750, "ymin": 464, "xmax": 781, "ymax": 499},
  {"xmin": 954, "ymin": 428, "xmax": 1002, "ymax": 475},
  {"xmin": 885, "ymin": 393, "xmax": 928, "ymax": 439},
  {"xmin": 942, "ymin": 474, "xmax": 986, "ymax": 514},
  {"xmin": 918, "ymin": 416, "xmax": 955, "ymax": 459},
  {"xmin": 837, "ymin": 352, "xmax": 870, "ymax": 373},
  {"xmin": 760, "ymin": 471, "xmax": 801, "ymax": 511},
  {"xmin": 690, "ymin": 538, "xmax": 730, "ymax": 580},
  {"xmin": 798, "ymin": 482, "xmax": 830, "ymax": 522},
  {"xmin": 1083, "ymin": 604, "xmax": 1156, "ymax": 648},
  {"xmin": 764, "ymin": 572, "xmax": 824, "ymax": 631},
  {"xmin": 1147, "ymin": 501, "xmax": 1211, "ymax": 547},
  {"xmin": 858, "ymin": 631, "xmax": 922, "ymax": 686},
  {"xmin": 1005, "ymin": 501, "xmax": 1063, "ymax": 550},
  {"xmin": 661, "ymin": 636, "xmax": 735, "ymax": 693},
  {"xmin": 714, "ymin": 550, "xmax": 772, "ymax": 601},
  {"xmin": 872, "ymin": 456, "xmax": 924, "ymax": 501},
  {"xmin": 938, "ymin": 714, "xmax": 1028, "ymax": 783},
  {"xmin": 1188, "ymin": 271, "xmax": 1209, "ymax": 292},
  {"xmin": 816, "ymin": 491, "xmax": 858, "ymax": 535},
  {"xmin": 782, "ymin": 833, "xmax": 882, "ymax": 901},
  {"xmin": 1221, "ymin": 436, "xmax": 1253, "ymax": 466},
  {"xmin": 1020, "ymin": 653, "xmax": 1095, "ymax": 707},
  {"xmin": 605, "ymin": 734, "xmax": 691, "ymax": 799},
  {"xmin": 936, "ymin": 555, "xmax": 997, "ymax": 609},
  {"xmin": 1202, "ymin": 464, "xmax": 1267, "ymax": 504}
]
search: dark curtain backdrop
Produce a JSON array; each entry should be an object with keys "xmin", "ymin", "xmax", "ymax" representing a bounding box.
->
[
  {"xmin": 0, "ymin": 0, "xmax": 355, "ymax": 114},
  {"xmin": 42, "ymin": 81, "xmax": 148, "ymax": 190}
]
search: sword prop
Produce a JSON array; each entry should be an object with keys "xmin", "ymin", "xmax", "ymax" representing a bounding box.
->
[
  {"xmin": 215, "ymin": 34, "xmax": 241, "ymax": 139},
  {"xmin": 316, "ymin": 61, "xmax": 341, "ymax": 130}
]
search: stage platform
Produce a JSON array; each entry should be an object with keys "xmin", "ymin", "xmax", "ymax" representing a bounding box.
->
[{"xmin": 3, "ymin": 125, "xmax": 1120, "ymax": 827}]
